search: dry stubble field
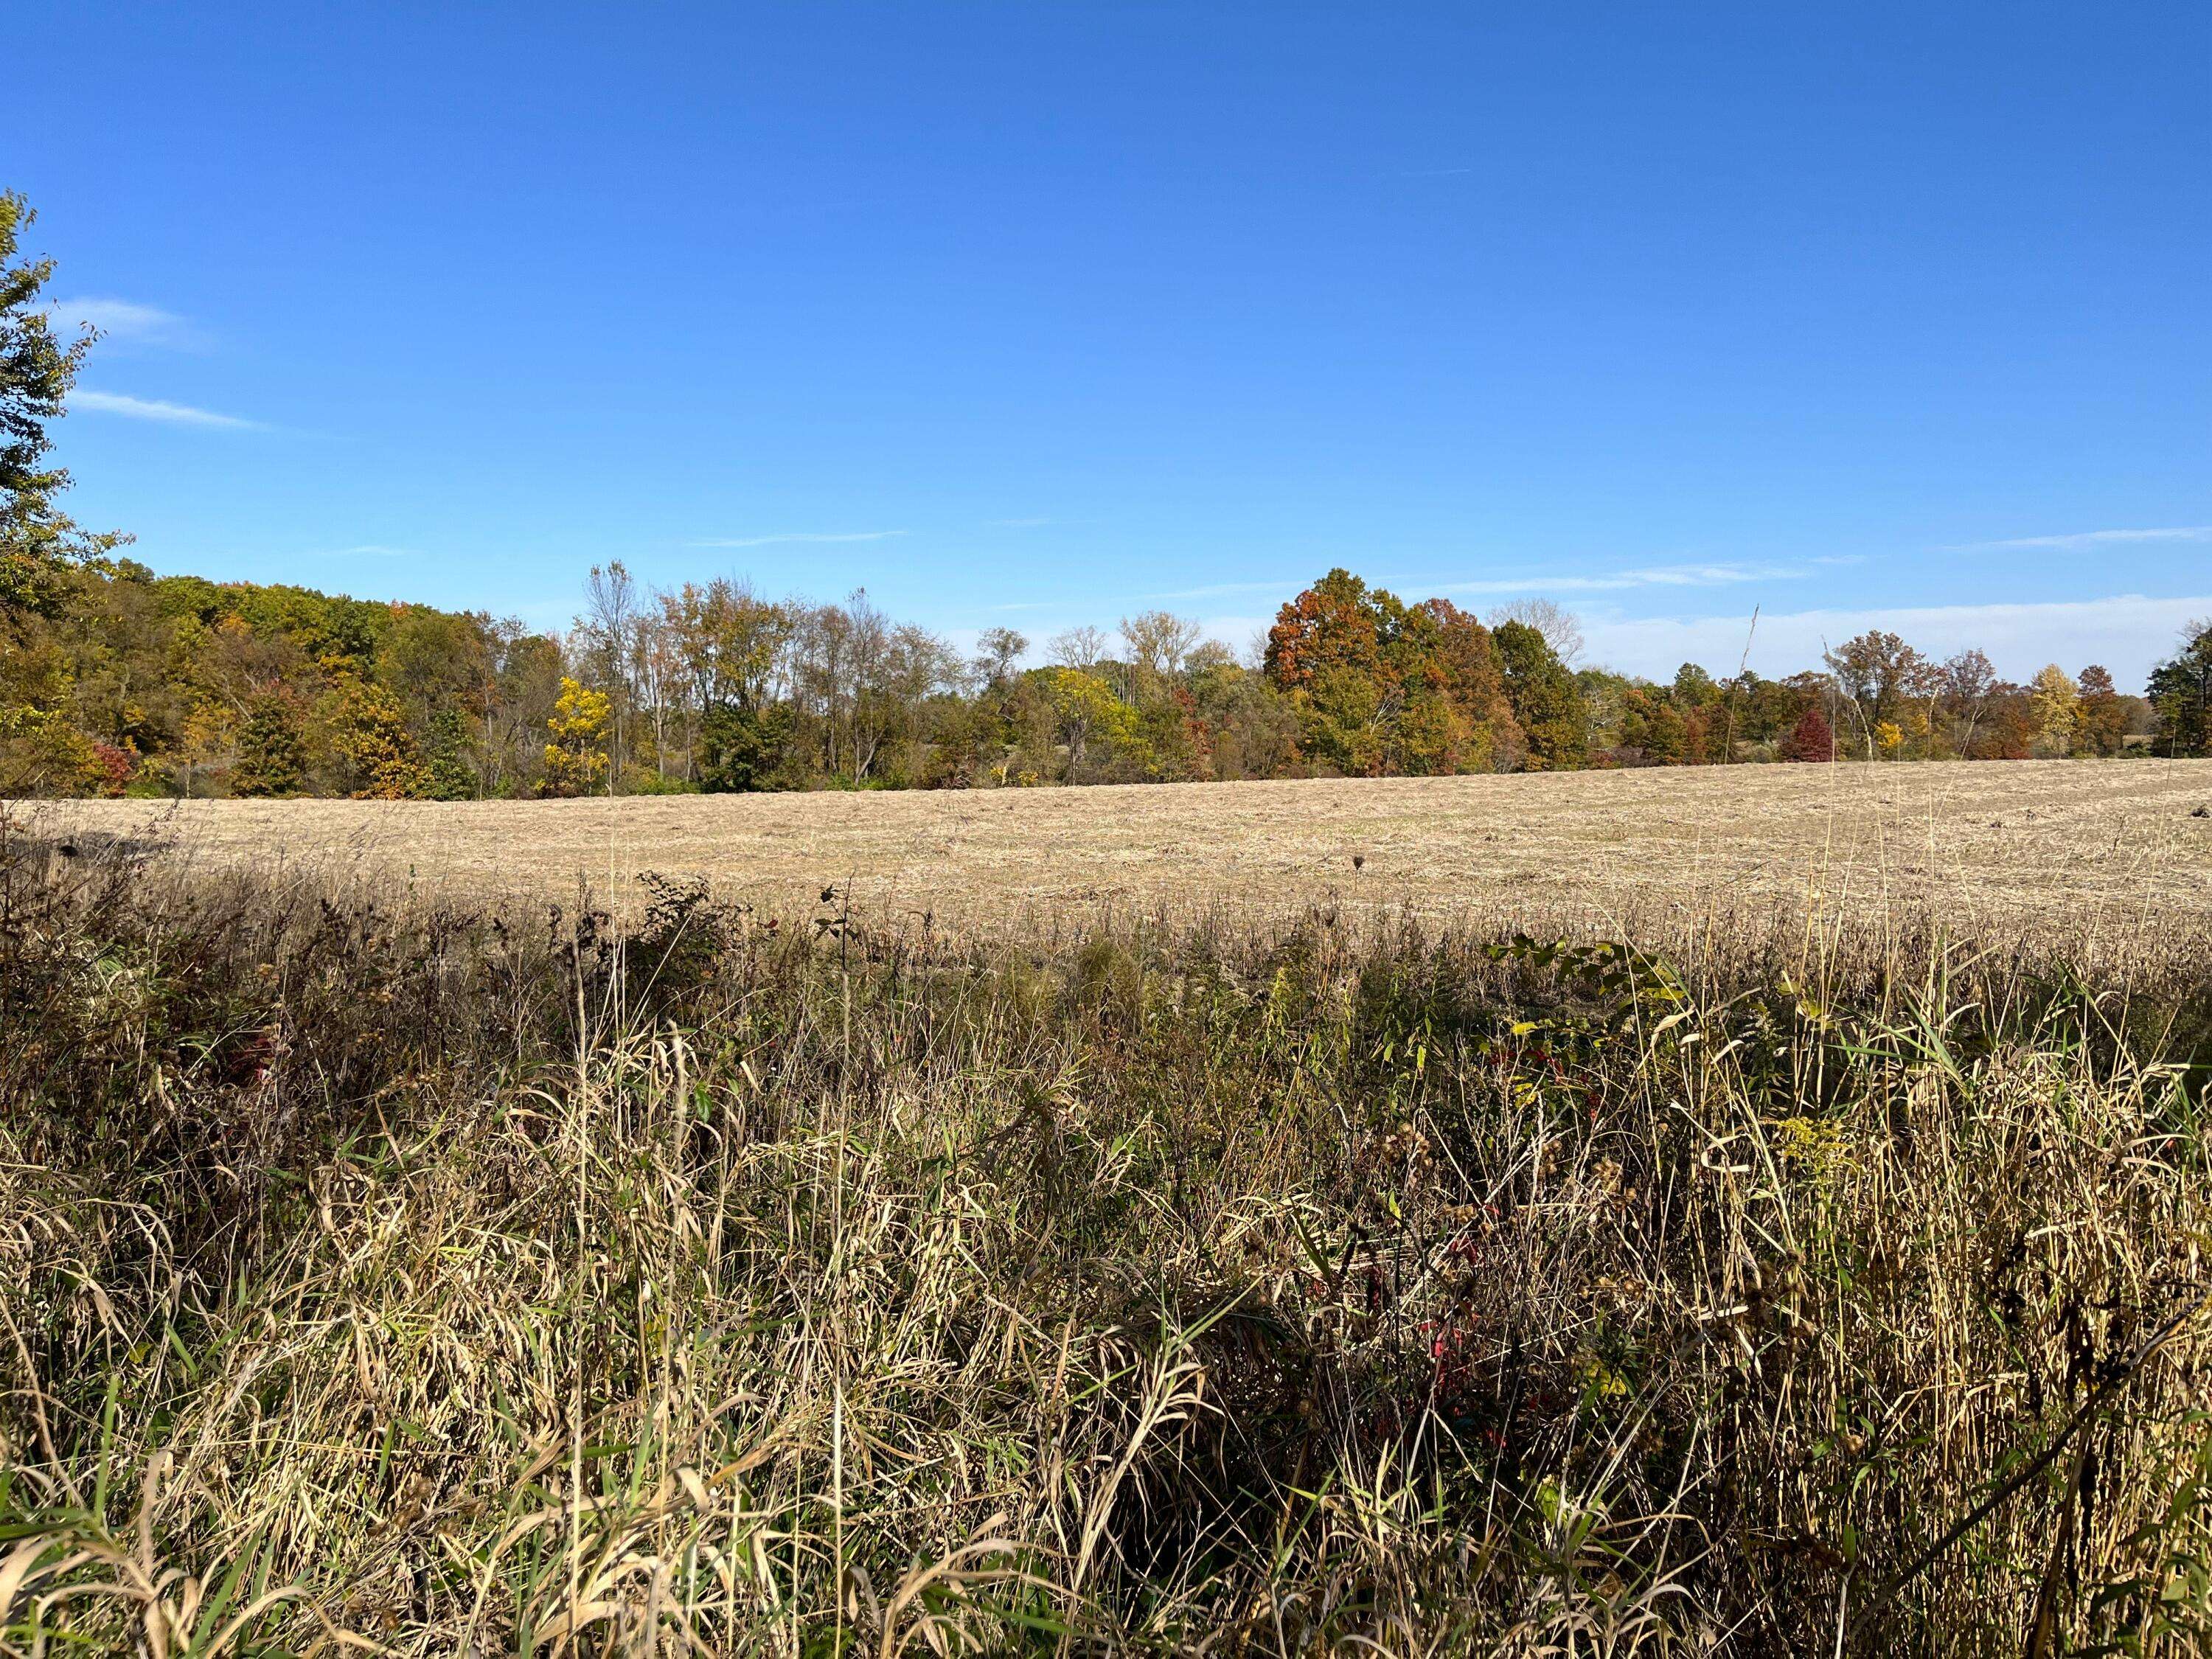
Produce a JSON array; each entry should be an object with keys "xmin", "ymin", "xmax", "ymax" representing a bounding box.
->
[
  {"xmin": 18, "ymin": 758, "xmax": 2212, "ymax": 959},
  {"xmin": 10, "ymin": 760, "xmax": 2212, "ymax": 1653}
]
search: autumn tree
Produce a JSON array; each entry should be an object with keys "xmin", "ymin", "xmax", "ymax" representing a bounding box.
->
[
  {"xmin": 327, "ymin": 669, "xmax": 425, "ymax": 799},
  {"xmin": 1824, "ymin": 631, "xmax": 1925, "ymax": 759},
  {"xmin": 1043, "ymin": 667, "xmax": 1135, "ymax": 782},
  {"xmin": 1265, "ymin": 570, "xmax": 1393, "ymax": 773},
  {"xmin": 1400, "ymin": 599, "xmax": 1522, "ymax": 773},
  {"xmin": 1980, "ymin": 681, "xmax": 2037, "ymax": 760},
  {"xmin": 661, "ymin": 578, "xmax": 790, "ymax": 790},
  {"xmin": 1781, "ymin": 704, "xmax": 1834, "ymax": 762},
  {"xmin": 1670, "ymin": 664, "xmax": 1728, "ymax": 763},
  {"xmin": 3, "ymin": 493, "xmax": 2174, "ymax": 799},
  {"xmin": 1265, "ymin": 570, "xmax": 1382, "ymax": 693},
  {"xmin": 173, "ymin": 700, "xmax": 237, "ymax": 798},
  {"xmin": 542, "ymin": 676, "xmax": 611, "ymax": 796},
  {"xmin": 2073, "ymin": 664, "xmax": 2126, "ymax": 757},
  {"xmin": 1936, "ymin": 650, "xmax": 1997, "ymax": 757},
  {"xmin": 2025, "ymin": 664, "xmax": 2079, "ymax": 757}
]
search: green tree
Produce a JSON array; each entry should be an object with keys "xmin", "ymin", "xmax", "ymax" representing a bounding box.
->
[
  {"xmin": 1616, "ymin": 684, "xmax": 1687, "ymax": 764},
  {"xmin": 1493, "ymin": 620, "xmax": 1586, "ymax": 769},
  {"xmin": 1, "ymin": 191, "xmax": 134, "ymax": 790},
  {"xmin": 233, "ymin": 694, "xmax": 307, "ymax": 796},
  {"xmin": 1189, "ymin": 660, "xmax": 1298, "ymax": 780},
  {"xmin": 1, "ymin": 190, "xmax": 125, "ymax": 615},
  {"xmin": 971, "ymin": 625, "xmax": 1028, "ymax": 694},
  {"xmin": 699, "ymin": 702, "xmax": 792, "ymax": 792},
  {"xmin": 663, "ymin": 578, "xmax": 790, "ymax": 787},
  {"xmin": 2147, "ymin": 621, "xmax": 2212, "ymax": 757},
  {"xmin": 1672, "ymin": 662, "xmax": 1719, "ymax": 706},
  {"xmin": 420, "ymin": 706, "xmax": 478, "ymax": 799}
]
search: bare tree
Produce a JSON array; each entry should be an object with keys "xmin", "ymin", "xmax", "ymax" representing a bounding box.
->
[
  {"xmin": 1118, "ymin": 611, "xmax": 1204, "ymax": 680},
  {"xmin": 1486, "ymin": 598, "xmax": 1584, "ymax": 667},
  {"xmin": 841, "ymin": 591, "xmax": 893, "ymax": 780},
  {"xmin": 972, "ymin": 626, "xmax": 1029, "ymax": 692},
  {"xmin": 1048, "ymin": 625, "xmax": 1108, "ymax": 672},
  {"xmin": 630, "ymin": 608, "xmax": 677, "ymax": 779},
  {"xmin": 580, "ymin": 561, "xmax": 639, "ymax": 788}
]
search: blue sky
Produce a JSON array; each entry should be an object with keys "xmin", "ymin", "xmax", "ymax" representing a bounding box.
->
[{"xmin": 15, "ymin": 1, "xmax": 2209, "ymax": 684}]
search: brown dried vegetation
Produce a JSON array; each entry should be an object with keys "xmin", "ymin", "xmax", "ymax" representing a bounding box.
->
[
  {"xmin": 1, "ymin": 782, "xmax": 2209, "ymax": 1655},
  {"xmin": 23, "ymin": 758, "xmax": 2212, "ymax": 967}
]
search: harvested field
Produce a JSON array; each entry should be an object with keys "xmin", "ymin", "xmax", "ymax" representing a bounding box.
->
[
  {"xmin": 5, "ymin": 810, "xmax": 2211, "ymax": 1654},
  {"xmin": 18, "ymin": 759, "xmax": 2212, "ymax": 961}
]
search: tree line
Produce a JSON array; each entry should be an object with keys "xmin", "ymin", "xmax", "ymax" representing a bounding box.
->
[
  {"xmin": 5, "ymin": 552, "xmax": 2204, "ymax": 799},
  {"xmin": 5, "ymin": 188, "xmax": 2208, "ymax": 799}
]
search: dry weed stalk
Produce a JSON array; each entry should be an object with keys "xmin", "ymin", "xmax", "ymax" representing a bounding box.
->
[{"xmin": 0, "ymin": 829, "xmax": 2207, "ymax": 1655}]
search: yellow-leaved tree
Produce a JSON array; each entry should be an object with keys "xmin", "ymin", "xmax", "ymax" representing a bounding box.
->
[
  {"xmin": 542, "ymin": 676, "xmax": 611, "ymax": 796},
  {"xmin": 327, "ymin": 667, "xmax": 425, "ymax": 799},
  {"xmin": 2028, "ymin": 664, "xmax": 2079, "ymax": 757}
]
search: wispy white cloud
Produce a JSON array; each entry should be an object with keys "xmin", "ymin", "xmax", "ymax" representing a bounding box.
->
[
  {"xmin": 1131, "ymin": 562, "xmax": 1794, "ymax": 612},
  {"xmin": 687, "ymin": 530, "xmax": 908, "ymax": 549},
  {"xmin": 1584, "ymin": 593, "xmax": 2212, "ymax": 684},
  {"xmin": 1954, "ymin": 526, "xmax": 2212, "ymax": 552},
  {"xmin": 71, "ymin": 389, "xmax": 259, "ymax": 428},
  {"xmin": 41, "ymin": 297, "xmax": 198, "ymax": 347},
  {"xmin": 1430, "ymin": 561, "xmax": 1801, "ymax": 597}
]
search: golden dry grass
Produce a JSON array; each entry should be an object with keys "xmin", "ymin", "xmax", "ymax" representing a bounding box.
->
[
  {"xmin": 19, "ymin": 759, "xmax": 2212, "ymax": 959},
  {"xmin": 4, "ymin": 820, "xmax": 2210, "ymax": 1654}
]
